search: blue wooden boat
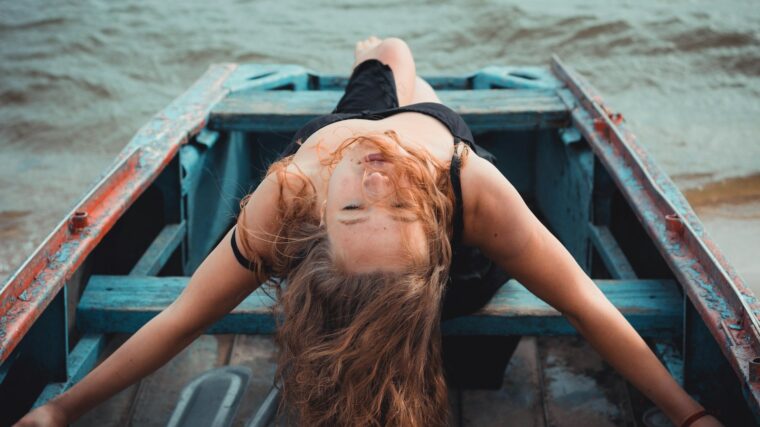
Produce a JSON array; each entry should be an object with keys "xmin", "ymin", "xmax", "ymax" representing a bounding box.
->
[{"xmin": 1, "ymin": 57, "xmax": 759, "ymax": 426}]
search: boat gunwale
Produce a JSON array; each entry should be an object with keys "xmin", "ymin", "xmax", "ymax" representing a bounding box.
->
[
  {"xmin": 0, "ymin": 57, "xmax": 757, "ymax": 419},
  {"xmin": 550, "ymin": 55, "xmax": 760, "ymax": 415},
  {"xmin": 0, "ymin": 63, "xmax": 239, "ymax": 364}
]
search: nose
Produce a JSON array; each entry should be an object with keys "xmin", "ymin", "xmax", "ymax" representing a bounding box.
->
[{"xmin": 363, "ymin": 170, "xmax": 390, "ymax": 198}]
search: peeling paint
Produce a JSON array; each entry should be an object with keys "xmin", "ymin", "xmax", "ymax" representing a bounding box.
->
[{"xmin": 552, "ymin": 55, "xmax": 760, "ymax": 418}]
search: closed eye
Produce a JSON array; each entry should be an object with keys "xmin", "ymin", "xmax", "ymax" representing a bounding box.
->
[{"xmin": 342, "ymin": 203, "xmax": 410, "ymax": 210}]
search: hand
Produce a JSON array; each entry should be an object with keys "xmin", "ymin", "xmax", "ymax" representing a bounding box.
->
[{"xmin": 13, "ymin": 403, "xmax": 68, "ymax": 427}]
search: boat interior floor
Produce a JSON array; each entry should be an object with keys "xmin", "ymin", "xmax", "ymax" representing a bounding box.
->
[{"xmin": 74, "ymin": 334, "xmax": 644, "ymax": 427}]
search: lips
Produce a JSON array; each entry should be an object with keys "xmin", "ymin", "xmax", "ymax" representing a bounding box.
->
[{"xmin": 365, "ymin": 152, "xmax": 386, "ymax": 162}]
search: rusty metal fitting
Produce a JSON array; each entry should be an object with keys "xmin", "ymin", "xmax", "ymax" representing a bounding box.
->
[
  {"xmin": 750, "ymin": 358, "xmax": 760, "ymax": 382},
  {"xmin": 665, "ymin": 213, "xmax": 684, "ymax": 236},
  {"xmin": 608, "ymin": 112, "xmax": 624, "ymax": 125},
  {"xmin": 593, "ymin": 117, "xmax": 607, "ymax": 136},
  {"xmin": 69, "ymin": 211, "xmax": 89, "ymax": 233}
]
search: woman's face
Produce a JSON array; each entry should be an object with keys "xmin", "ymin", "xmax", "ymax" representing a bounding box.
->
[{"xmin": 325, "ymin": 140, "xmax": 428, "ymax": 272}]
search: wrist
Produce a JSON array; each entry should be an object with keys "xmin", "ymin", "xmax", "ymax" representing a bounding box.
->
[
  {"xmin": 46, "ymin": 397, "xmax": 73, "ymax": 424},
  {"xmin": 679, "ymin": 408, "xmax": 709, "ymax": 427}
]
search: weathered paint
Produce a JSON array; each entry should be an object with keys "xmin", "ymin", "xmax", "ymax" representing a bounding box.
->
[
  {"xmin": 587, "ymin": 224, "xmax": 637, "ymax": 280},
  {"xmin": 0, "ymin": 63, "xmax": 238, "ymax": 365},
  {"xmin": 208, "ymin": 88, "xmax": 569, "ymax": 133},
  {"xmin": 470, "ymin": 66, "xmax": 562, "ymax": 90},
  {"xmin": 130, "ymin": 221, "xmax": 187, "ymax": 276},
  {"xmin": 1, "ymin": 59, "xmax": 756, "ymax": 421},
  {"xmin": 77, "ymin": 276, "xmax": 680, "ymax": 338},
  {"xmin": 551, "ymin": 55, "xmax": 760, "ymax": 419},
  {"xmin": 223, "ymin": 64, "xmax": 310, "ymax": 93},
  {"xmin": 534, "ymin": 129, "xmax": 594, "ymax": 269},
  {"xmin": 34, "ymin": 334, "xmax": 106, "ymax": 407}
]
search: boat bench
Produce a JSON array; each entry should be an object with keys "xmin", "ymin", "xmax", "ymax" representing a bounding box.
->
[
  {"xmin": 208, "ymin": 89, "xmax": 570, "ymax": 133},
  {"xmin": 77, "ymin": 276, "xmax": 681, "ymax": 339}
]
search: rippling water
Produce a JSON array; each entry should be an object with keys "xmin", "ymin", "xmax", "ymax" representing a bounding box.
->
[{"xmin": 1, "ymin": 0, "xmax": 759, "ymax": 285}]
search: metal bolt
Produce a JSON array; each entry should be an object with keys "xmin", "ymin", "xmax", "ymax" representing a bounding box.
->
[
  {"xmin": 69, "ymin": 211, "xmax": 88, "ymax": 233},
  {"xmin": 608, "ymin": 112, "xmax": 624, "ymax": 125},
  {"xmin": 665, "ymin": 213, "xmax": 684, "ymax": 236},
  {"xmin": 750, "ymin": 358, "xmax": 760, "ymax": 382}
]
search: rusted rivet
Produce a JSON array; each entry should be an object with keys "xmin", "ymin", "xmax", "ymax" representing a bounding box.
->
[
  {"xmin": 665, "ymin": 213, "xmax": 684, "ymax": 235},
  {"xmin": 608, "ymin": 112, "xmax": 624, "ymax": 125},
  {"xmin": 750, "ymin": 358, "xmax": 760, "ymax": 382},
  {"xmin": 69, "ymin": 211, "xmax": 88, "ymax": 233}
]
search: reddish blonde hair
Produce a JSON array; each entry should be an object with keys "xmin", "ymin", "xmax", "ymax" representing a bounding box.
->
[{"xmin": 237, "ymin": 131, "xmax": 465, "ymax": 426}]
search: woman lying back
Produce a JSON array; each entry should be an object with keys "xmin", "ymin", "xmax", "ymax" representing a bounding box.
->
[{"xmin": 16, "ymin": 37, "xmax": 721, "ymax": 427}]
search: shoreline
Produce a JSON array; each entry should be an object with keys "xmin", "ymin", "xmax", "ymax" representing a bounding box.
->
[{"xmin": 684, "ymin": 176, "xmax": 760, "ymax": 295}]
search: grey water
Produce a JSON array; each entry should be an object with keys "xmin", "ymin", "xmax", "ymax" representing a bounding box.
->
[{"xmin": 1, "ymin": 0, "xmax": 759, "ymax": 286}]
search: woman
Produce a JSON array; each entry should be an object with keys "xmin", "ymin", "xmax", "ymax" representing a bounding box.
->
[{"xmin": 17, "ymin": 37, "xmax": 721, "ymax": 427}]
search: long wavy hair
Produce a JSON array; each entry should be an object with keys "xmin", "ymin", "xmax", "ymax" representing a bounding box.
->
[{"xmin": 237, "ymin": 131, "xmax": 464, "ymax": 426}]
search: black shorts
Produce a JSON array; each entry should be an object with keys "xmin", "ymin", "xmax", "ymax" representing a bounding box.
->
[{"xmin": 287, "ymin": 59, "xmax": 481, "ymax": 156}]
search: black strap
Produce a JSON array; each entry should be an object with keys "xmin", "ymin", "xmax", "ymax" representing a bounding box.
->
[
  {"xmin": 230, "ymin": 226, "xmax": 257, "ymax": 272},
  {"xmin": 450, "ymin": 143, "xmax": 465, "ymax": 246}
]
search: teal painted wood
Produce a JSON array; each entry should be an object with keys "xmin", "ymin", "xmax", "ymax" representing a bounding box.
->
[
  {"xmin": 534, "ymin": 131, "xmax": 594, "ymax": 270},
  {"xmin": 684, "ymin": 299, "xmax": 755, "ymax": 424},
  {"xmin": 208, "ymin": 89, "xmax": 569, "ymax": 133},
  {"xmin": 0, "ymin": 287, "xmax": 69, "ymax": 425},
  {"xmin": 77, "ymin": 276, "xmax": 680, "ymax": 338},
  {"xmin": 654, "ymin": 342, "xmax": 684, "ymax": 386},
  {"xmin": 0, "ymin": 351, "xmax": 19, "ymax": 383},
  {"xmin": 443, "ymin": 279, "xmax": 679, "ymax": 338},
  {"xmin": 78, "ymin": 276, "xmax": 276, "ymax": 335},
  {"xmin": 225, "ymin": 65, "xmax": 561, "ymax": 92},
  {"xmin": 474, "ymin": 131, "xmax": 538, "ymax": 197},
  {"xmin": 130, "ymin": 221, "xmax": 187, "ymax": 276},
  {"xmin": 471, "ymin": 66, "xmax": 561, "ymax": 90},
  {"xmin": 587, "ymin": 224, "xmax": 637, "ymax": 280},
  {"xmin": 179, "ymin": 132, "xmax": 259, "ymax": 273},
  {"xmin": 33, "ymin": 334, "xmax": 107, "ymax": 407},
  {"xmin": 224, "ymin": 64, "xmax": 311, "ymax": 93}
]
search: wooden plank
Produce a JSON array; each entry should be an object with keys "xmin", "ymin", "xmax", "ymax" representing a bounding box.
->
[
  {"xmin": 537, "ymin": 337, "xmax": 634, "ymax": 426},
  {"xmin": 534, "ymin": 132, "xmax": 594, "ymax": 270},
  {"xmin": 78, "ymin": 276, "xmax": 680, "ymax": 339},
  {"xmin": 654, "ymin": 342, "xmax": 683, "ymax": 386},
  {"xmin": 73, "ymin": 334, "xmax": 140, "ymax": 427},
  {"xmin": 35, "ymin": 334, "xmax": 107, "ymax": 407},
  {"xmin": 130, "ymin": 222, "xmax": 187, "ymax": 276},
  {"xmin": 208, "ymin": 89, "xmax": 569, "ymax": 133},
  {"xmin": 587, "ymin": 224, "xmax": 637, "ymax": 280},
  {"xmin": 227, "ymin": 335, "xmax": 279, "ymax": 427},
  {"xmin": 245, "ymin": 385, "xmax": 280, "ymax": 427},
  {"xmin": 128, "ymin": 335, "xmax": 234, "ymax": 426}
]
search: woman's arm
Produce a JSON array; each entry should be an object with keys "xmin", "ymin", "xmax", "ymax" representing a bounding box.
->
[
  {"xmin": 460, "ymin": 153, "xmax": 722, "ymax": 427},
  {"xmin": 14, "ymin": 175, "xmax": 282, "ymax": 426}
]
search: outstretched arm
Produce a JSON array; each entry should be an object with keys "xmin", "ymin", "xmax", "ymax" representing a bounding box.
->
[
  {"xmin": 14, "ymin": 175, "xmax": 282, "ymax": 426},
  {"xmin": 460, "ymin": 153, "xmax": 721, "ymax": 427}
]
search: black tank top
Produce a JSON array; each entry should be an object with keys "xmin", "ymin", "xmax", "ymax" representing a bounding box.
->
[{"xmin": 440, "ymin": 142, "xmax": 509, "ymax": 320}]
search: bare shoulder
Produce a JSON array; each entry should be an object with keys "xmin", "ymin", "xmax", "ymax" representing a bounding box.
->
[{"xmin": 458, "ymin": 148, "xmax": 536, "ymax": 258}]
